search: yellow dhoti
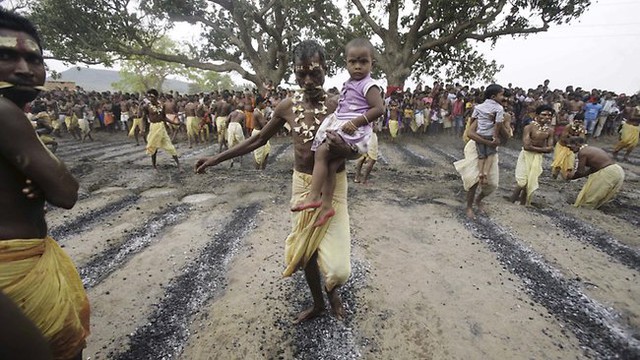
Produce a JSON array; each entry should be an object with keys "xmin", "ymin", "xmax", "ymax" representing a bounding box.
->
[
  {"xmin": 146, "ymin": 122, "xmax": 177, "ymax": 156},
  {"xmin": 283, "ymin": 171, "xmax": 351, "ymax": 291},
  {"xmin": 551, "ymin": 142, "xmax": 575, "ymax": 176},
  {"xmin": 226, "ymin": 122, "xmax": 244, "ymax": 148},
  {"xmin": 389, "ymin": 120, "xmax": 399, "ymax": 138},
  {"xmin": 0, "ymin": 237, "xmax": 90, "ymax": 360},
  {"xmin": 574, "ymin": 164, "xmax": 624, "ymax": 209},
  {"xmin": 186, "ymin": 116, "xmax": 200, "ymax": 138},
  {"xmin": 515, "ymin": 149, "xmax": 543, "ymax": 205},
  {"xmin": 128, "ymin": 117, "xmax": 145, "ymax": 137},
  {"xmin": 614, "ymin": 122, "xmax": 639, "ymax": 151},
  {"xmin": 78, "ymin": 118, "xmax": 90, "ymax": 135},
  {"xmin": 65, "ymin": 115, "xmax": 79, "ymax": 130},
  {"xmin": 251, "ymin": 129, "xmax": 271, "ymax": 166},
  {"xmin": 363, "ymin": 132, "xmax": 378, "ymax": 160},
  {"xmin": 453, "ymin": 140, "xmax": 499, "ymax": 195},
  {"xmin": 216, "ymin": 116, "xmax": 228, "ymax": 143},
  {"xmin": 462, "ymin": 118, "xmax": 472, "ymax": 143}
]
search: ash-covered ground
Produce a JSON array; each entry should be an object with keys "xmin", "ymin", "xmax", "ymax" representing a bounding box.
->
[{"xmin": 46, "ymin": 130, "xmax": 640, "ymax": 360}]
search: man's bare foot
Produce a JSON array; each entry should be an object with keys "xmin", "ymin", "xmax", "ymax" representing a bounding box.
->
[
  {"xmin": 465, "ymin": 207, "xmax": 475, "ymax": 220},
  {"xmin": 328, "ymin": 290, "xmax": 345, "ymax": 321},
  {"xmin": 313, "ymin": 207, "xmax": 335, "ymax": 227},
  {"xmin": 475, "ymin": 201, "xmax": 487, "ymax": 215},
  {"xmin": 291, "ymin": 200, "xmax": 322, "ymax": 212},
  {"xmin": 293, "ymin": 305, "xmax": 325, "ymax": 324}
]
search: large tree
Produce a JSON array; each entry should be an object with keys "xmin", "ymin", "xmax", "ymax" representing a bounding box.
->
[
  {"xmin": 27, "ymin": 1, "xmax": 591, "ymax": 91},
  {"xmin": 28, "ymin": 0, "xmax": 337, "ymax": 93},
  {"xmin": 335, "ymin": 0, "xmax": 591, "ymax": 88}
]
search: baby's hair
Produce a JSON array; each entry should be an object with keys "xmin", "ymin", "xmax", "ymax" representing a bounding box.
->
[
  {"xmin": 345, "ymin": 38, "xmax": 376, "ymax": 59},
  {"xmin": 484, "ymin": 84, "xmax": 503, "ymax": 100}
]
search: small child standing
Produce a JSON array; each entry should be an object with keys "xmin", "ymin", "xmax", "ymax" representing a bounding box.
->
[
  {"xmin": 292, "ymin": 38, "xmax": 385, "ymax": 226},
  {"xmin": 473, "ymin": 84, "xmax": 505, "ymax": 184}
]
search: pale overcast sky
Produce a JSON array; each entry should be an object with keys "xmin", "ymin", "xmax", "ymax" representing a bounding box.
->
[{"xmin": 47, "ymin": 0, "xmax": 640, "ymax": 94}]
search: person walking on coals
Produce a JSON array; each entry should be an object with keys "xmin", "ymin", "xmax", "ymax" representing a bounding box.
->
[
  {"xmin": 473, "ymin": 84, "xmax": 505, "ymax": 185},
  {"xmin": 291, "ymin": 38, "xmax": 385, "ymax": 226}
]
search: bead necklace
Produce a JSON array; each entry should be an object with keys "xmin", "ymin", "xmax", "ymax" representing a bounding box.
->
[{"xmin": 291, "ymin": 91, "xmax": 327, "ymax": 143}]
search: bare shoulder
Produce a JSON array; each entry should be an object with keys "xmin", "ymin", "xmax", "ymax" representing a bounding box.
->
[{"xmin": 0, "ymin": 97, "xmax": 23, "ymax": 116}]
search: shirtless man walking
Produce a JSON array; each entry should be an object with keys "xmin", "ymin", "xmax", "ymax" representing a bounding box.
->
[
  {"xmin": 164, "ymin": 94, "xmax": 182, "ymax": 142},
  {"xmin": 0, "ymin": 10, "xmax": 90, "ymax": 359},
  {"xmin": 196, "ymin": 40, "xmax": 356, "ymax": 323},
  {"xmin": 214, "ymin": 93, "xmax": 233, "ymax": 152},
  {"xmin": 509, "ymin": 105, "xmax": 555, "ymax": 205},
  {"xmin": 184, "ymin": 96, "xmax": 200, "ymax": 148},
  {"xmin": 144, "ymin": 89, "xmax": 181, "ymax": 171},
  {"xmin": 251, "ymin": 96, "xmax": 271, "ymax": 170}
]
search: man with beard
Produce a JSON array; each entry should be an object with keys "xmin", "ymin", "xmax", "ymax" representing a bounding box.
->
[
  {"xmin": 0, "ymin": 10, "xmax": 89, "ymax": 359},
  {"xmin": 196, "ymin": 40, "xmax": 357, "ymax": 323}
]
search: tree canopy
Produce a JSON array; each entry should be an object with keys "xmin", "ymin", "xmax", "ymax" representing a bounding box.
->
[{"xmin": 26, "ymin": 0, "xmax": 592, "ymax": 91}]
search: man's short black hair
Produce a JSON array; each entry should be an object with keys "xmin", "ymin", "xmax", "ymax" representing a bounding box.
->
[
  {"xmin": 146, "ymin": 89, "xmax": 159, "ymax": 97},
  {"xmin": 0, "ymin": 9, "xmax": 43, "ymax": 53},
  {"xmin": 292, "ymin": 40, "xmax": 326, "ymax": 69},
  {"xmin": 535, "ymin": 104, "xmax": 555, "ymax": 115}
]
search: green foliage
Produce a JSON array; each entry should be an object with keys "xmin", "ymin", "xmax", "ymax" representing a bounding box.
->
[
  {"xmin": 26, "ymin": 0, "xmax": 592, "ymax": 89},
  {"xmin": 185, "ymin": 70, "xmax": 235, "ymax": 94},
  {"xmin": 111, "ymin": 37, "xmax": 188, "ymax": 93}
]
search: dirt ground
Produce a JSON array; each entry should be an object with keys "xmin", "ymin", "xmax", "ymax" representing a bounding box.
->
[{"xmin": 46, "ymin": 128, "xmax": 640, "ymax": 360}]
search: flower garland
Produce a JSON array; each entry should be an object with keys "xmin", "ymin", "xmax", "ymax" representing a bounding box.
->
[
  {"xmin": 531, "ymin": 120, "xmax": 549, "ymax": 132},
  {"xmin": 291, "ymin": 91, "xmax": 327, "ymax": 143},
  {"xmin": 569, "ymin": 122, "xmax": 586, "ymax": 135},
  {"xmin": 147, "ymin": 103, "xmax": 163, "ymax": 115}
]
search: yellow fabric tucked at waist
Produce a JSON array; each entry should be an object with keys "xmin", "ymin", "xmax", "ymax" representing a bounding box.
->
[
  {"xmin": 0, "ymin": 237, "xmax": 90, "ymax": 360},
  {"xmin": 283, "ymin": 170, "xmax": 351, "ymax": 290}
]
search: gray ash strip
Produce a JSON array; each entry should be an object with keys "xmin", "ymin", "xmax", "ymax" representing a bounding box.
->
[
  {"xmin": 421, "ymin": 143, "xmax": 459, "ymax": 162},
  {"xmin": 49, "ymin": 194, "xmax": 140, "ymax": 241},
  {"xmin": 535, "ymin": 208, "xmax": 640, "ymax": 271},
  {"xmin": 113, "ymin": 204, "xmax": 260, "ymax": 360},
  {"xmin": 180, "ymin": 144, "xmax": 217, "ymax": 159},
  {"xmin": 281, "ymin": 259, "xmax": 371, "ymax": 359},
  {"xmin": 56, "ymin": 140, "xmax": 132, "ymax": 158},
  {"xmin": 376, "ymin": 150, "xmax": 389, "ymax": 165},
  {"xmin": 393, "ymin": 143, "xmax": 434, "ymax": 167},
  {"xmin": 465, "ymin": 214, "xmax": 640, "ymax": 359},
  {"xmin": 94, "ymin": 146, "xmax": 148, "ymax": 161},
  {"xmin": 79, "ymin": 204, "xmax": 190, "ymax": 289},
  {"xmin": 271, "ymin": 143, "xmax": 292, "ymax": 164},
  {"xmin": 601, "ymin": 199, "xmax": 640, "ymax": 227}
]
